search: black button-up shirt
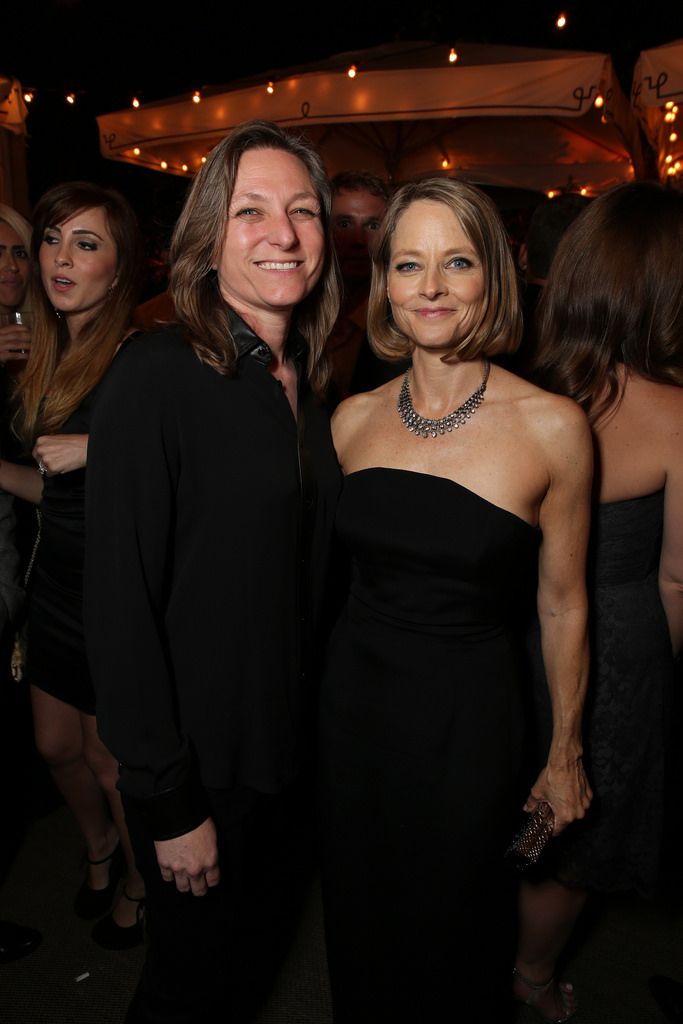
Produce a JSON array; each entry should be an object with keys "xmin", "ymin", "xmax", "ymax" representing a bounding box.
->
[{"xmin": 85, "ymin": 313, "xmax": 340, "ymax": 839}]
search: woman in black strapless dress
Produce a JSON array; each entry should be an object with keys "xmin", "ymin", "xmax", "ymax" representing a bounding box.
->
[
  {"xmin": 0, "ymin": 182, "xmax": 146, "ymax": 947},
  {"xmin": 516, "ymin": 183, "xmax": 683, "ymax": 1020},
  {"xmin": 318, "ymin": 178, "xmax": 594, "ymax": 1023}
]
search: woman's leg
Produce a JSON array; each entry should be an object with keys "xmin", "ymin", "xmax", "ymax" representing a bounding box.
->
[
  {"xmin": 82, "ymin": 714, "xmax": 145, "ymax": 927},
  {"xmin": 515, "ymin": 877, "xmax": 588, "ymax": 1019},
  {"xmin": 30, "ymin": 685, "xmax": 118, "ymax": 889}
]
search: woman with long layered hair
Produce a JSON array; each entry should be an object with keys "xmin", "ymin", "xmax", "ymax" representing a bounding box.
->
[
  {"xmin": 515, "ymin": 182, "xmax": 683, "ymax": 1022},
  {"xmin": 84, "ymin": 121, "xmax": 341, "ymax": 1023},
  {"xmin": 0, "ymin": 181, "xmax": 146, "ymax": 949}
]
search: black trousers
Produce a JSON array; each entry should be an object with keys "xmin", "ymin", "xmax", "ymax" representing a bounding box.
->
[{"xmin": 123, "ymin": 778, "xmax": 313, "ymax": 1024}]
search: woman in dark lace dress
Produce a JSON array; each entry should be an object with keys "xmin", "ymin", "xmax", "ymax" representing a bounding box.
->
[{"xmin": 514, "ymin": 182, "xmax": 683, "ymax": 1022}]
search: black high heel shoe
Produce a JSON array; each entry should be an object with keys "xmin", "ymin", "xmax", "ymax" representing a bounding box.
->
[
  {"xmin": 91, "ymin": 889, "xmax": 145, "ymax": 950},
  {"xmin": 74, "ymin": 842, "xmax": 123, "ymax": 920}
]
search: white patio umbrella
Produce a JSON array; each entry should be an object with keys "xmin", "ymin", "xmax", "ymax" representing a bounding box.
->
[
  {"xmin": 632, "ymin": 38, "xmax": 683, "ymax": 184},
  {"xmin": 97, "ymin": 40, "xmax": 645, "ymax": 194}
]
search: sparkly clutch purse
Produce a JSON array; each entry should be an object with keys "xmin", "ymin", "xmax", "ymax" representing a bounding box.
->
[{"xmin": 505, "ymin": 801, "xmax": 555, "ymax": 871}]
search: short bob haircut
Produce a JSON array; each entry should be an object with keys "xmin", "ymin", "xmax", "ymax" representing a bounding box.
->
[
  {"xmin": 171, "ymin": 120, "xmax": 340, "ymax": 395},
  {"xmin": 368, "ymin": 178, "xmax": 521, "ymax": 362},
  {"xmin": 533, "ymin": 181, "xmax": 683, "ymax": 424},
  {"xmin": 15, "ymin": 181, "xmax": 142, "ymax": 443}
]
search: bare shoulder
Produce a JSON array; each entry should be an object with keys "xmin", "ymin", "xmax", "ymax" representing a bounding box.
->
[
  {"xmin": 625, "ymin": 373, "xmax": 683, "ymax": 411},
  {"xmin": 331, "ymin": 389, "xmax": 382, "ymax": 438},
  {"xmin": 331, "ymin": 379, "xmax": 399, "ymax": 458},
  {"xmin": 620, "ymin": 375, "xmax": 683, "ymax": 456},
  {"xmin": 644, "ymin": 378, "xmax": 683, "ymax": 431},
  {"xmin": 651, "ymin": 382, "xmax": 683, "ymax": 466},
  {"xmin": 492, "ymin": 363, "xmax": 590, "ymax": 449}
]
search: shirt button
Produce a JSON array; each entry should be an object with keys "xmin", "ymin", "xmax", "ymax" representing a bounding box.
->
[{"xmin": 252, "ymin": 342, "xmax": 271, "ymax": 363}]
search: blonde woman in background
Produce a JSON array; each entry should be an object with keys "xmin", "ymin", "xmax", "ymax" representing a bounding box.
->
[{"xmin": 0, "ymin": 203, "xmax": 32, "ymax": 367}]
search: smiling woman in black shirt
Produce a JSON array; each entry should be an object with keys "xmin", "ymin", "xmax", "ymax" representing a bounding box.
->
[{"xmin": 84, "ymin": 120, "xmax": 340, "ymax": 1024}]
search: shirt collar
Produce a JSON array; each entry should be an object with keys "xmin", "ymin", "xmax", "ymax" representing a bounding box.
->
[{"xmin": 228, "ymin": 308, "xmax": 307, "ymax": 367}]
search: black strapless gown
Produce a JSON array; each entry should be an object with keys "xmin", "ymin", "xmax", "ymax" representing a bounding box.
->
[
  {"xmin": 26, "ymin": 393, "xmax": 95, "ymax": 713},
  {"xmin": 319, "ymin": 468, "xmax": 540, "ymax": 1023},
  {"xmin": 530, "ymin": 490, "xmax": 674, "ymax": 896}
]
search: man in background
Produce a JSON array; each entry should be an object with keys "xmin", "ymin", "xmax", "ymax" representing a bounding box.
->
[{"xmin": 326, "ymin": 171, "xmax": 403, "ymax": 403}]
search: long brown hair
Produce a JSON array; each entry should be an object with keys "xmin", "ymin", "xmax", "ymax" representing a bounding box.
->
[
  {"xmin": 533, "ymin": 182, "xmax": 683, "ymax": 424},
  {"xmin": 368, "ymin": 178, "xmax": 522, "ymax": 362},
  {"xmin": 170, "ymin": 120, "xmax": 339, "ymax": 395},
  {"xmin": 15, "ymin": 182, "xmax": 142, "ymax": 444}
]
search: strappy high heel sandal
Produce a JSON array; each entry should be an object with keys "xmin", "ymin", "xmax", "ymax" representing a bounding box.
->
[
  {"xmin": 74, "ymin": 843, "xmax": 123, "ymax": 920},
  {"xmin": 91, "ymin": 888, "xmax": 146, "ymax": 950},
  {"xmin": 513, "ymin": 966, "xmax": 577, "ymax": 1023}
]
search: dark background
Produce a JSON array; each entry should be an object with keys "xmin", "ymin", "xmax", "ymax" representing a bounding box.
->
[{"xmin": 3, "ymin": 0, "xmax": 682, "ymax": 250}]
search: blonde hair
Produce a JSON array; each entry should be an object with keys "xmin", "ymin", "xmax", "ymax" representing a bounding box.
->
[
  {"xmin": 170, "ymin": 120, "xmax": 340, "ymax": 395},
  {"xmin": 368, "ymin": 178, "xmax": 521, "ymax": 362},
  {"xmin": 0, "ymin": 203, "xmax": 32, "ymax": 314},
  {"xmin": 15, "ymin": 182, "xmax": 142, "ymax": 444}
]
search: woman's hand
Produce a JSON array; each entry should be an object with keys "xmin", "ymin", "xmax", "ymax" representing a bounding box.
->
[
  {"xmin": 524, "ymin": 756, "xmax": 593, "ymax": 835},
  {"xmin": 0, "ymin": 324, "xmax": 31, "ymax": 365},
  {"xmin": 32, "ymin": 433, "xmax": 88, "ymax": 476}
]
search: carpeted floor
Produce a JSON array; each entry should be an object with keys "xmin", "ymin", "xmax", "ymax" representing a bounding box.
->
[
  {"xmin": 0, "ymin": 806, "xmax": 332, "ymax": 1024},
  {"xmin": 0, "ymin": 804, "xmax": 681, "ymax": 1023}
]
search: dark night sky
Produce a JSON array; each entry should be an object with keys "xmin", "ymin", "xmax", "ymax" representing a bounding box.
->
[{"xmin": 4, "ymin": 0, "xmax": 682, "ymax": 235}]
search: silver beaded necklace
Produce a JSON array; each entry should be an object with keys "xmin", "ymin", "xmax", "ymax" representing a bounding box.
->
[{"xmin": 397, "ymin": 359, "xmax": 491, "ymax": 439}]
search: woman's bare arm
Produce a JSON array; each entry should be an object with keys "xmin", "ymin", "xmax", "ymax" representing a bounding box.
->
[
  {"xmin": 0, "ymin": 460, "xmax": 43, "ymax": 505},
  {"xmin": 526, "ymin": 397, "xmax": 594, "ymax": 834},
  {"xmin": 659, "ymin": 399, "xmax": 683, "ymax": 658}
]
